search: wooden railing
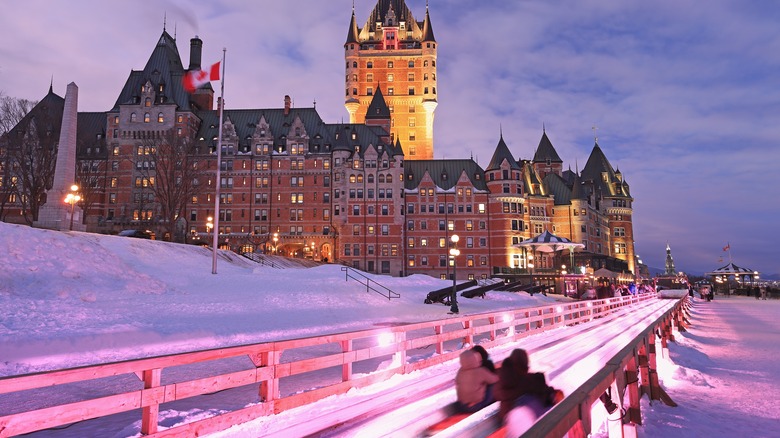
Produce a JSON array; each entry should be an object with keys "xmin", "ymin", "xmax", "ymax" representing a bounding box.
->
[
  {"xmin": 0, "ymin": 293, "xmax": 659, "ymax": 437},
  {"xmin": 434, "ymin": 294, "xmax": 691, "ymax": 438}
]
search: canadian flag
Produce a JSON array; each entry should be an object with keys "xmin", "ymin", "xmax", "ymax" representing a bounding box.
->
[
  {"xmin": 723, "ymin": 244, "xmax": 730, "ymax": 251},
  {"xmin": 183, "ymin": 62, "xmax": 220, "ymax": 93}
]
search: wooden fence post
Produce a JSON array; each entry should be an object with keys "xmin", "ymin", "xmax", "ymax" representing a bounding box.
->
[
  {"xmin": 141, "ymin": 368, "xmax": 161, "ymax": 435},
  {"xmin": 647, "ymin": 331, "xmax": 661, "ymax": 401},
  {"xmin": 394, "ymin": 332, "xmax": 407, "ymax": 370},
  {"xmin": 624, "ymin": 353, "xmax": 642, "ymax": 426},
  {"xmin": 434, "ymin": 324, "xmax": 444, "ymax": 354},
  {"xmin": 258, "ymin": 350, "xmax": 279, "ymax": 403},
  {"xmin": 342, "ymin": 340, "xmax": 353, "ymax": 381}
]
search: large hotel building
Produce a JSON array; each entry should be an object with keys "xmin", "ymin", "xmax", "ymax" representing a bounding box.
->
[{"xmin": 0, "ymin": 0, "xmax": 636, "ymax": 282}]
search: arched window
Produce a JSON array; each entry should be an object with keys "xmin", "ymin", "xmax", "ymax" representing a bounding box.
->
[
  {"xmin": 367, "ymin": 61, "xmax": 373, "ymax": 68},
  {"xmin": 353, "ymin": 61, "xmax": 358, "ymax": 68},
  {"xmin": 144, "ymin": 98, "xmax": 151, "ymax": 107},
  {"xmin": 158, "ymin": 112, "xmax": 164, "ymax": 123},
  {"xmin": 423, "ymin": 60, "xmax": 428, "ymax": 67},
  {"xmin": 130, "ymin": 113, "xmax": 137, "ymax": 122},
  {"xmin": 144, "ymin": 113, "xmax": 150, "ymax": 123},
  {"xmin": 368, "ymin": 174, "xmax": 374, "ymax": 183},
  {"xmin": 379, "ymin": 174, "xmax": 386, "ymax": 183}
]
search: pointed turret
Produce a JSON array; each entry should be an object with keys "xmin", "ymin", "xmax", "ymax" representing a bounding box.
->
[
  {"xmin": 486, "ymin": 134, "xmax": 521, "ymax": 171},
  {"xmin": 421, "ymin": 4, "xmax": 436, "ymax": 42},
  {"xmin": 345, "ymin": 9, "xmax": 360, "ymax": 45},
  {"xmin": 365, "ymin": 86, "xmax": 390, "ymax": 120},
  {"xmin": 532, "ymin": 130, "xmax": 562, "ymax": 163}
]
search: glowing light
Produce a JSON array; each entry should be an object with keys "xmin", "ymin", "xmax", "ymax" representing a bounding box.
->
[{"xmin": 377, "ymin": 332, "xmax": 394, "ymax": 347}]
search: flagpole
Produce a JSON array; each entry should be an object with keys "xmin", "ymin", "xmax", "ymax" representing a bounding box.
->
[
  {"xmin": 727, "ymin": 241, "xmax": 732, "ymax": 264},
  {"xmin": 212, "ymin": 48, "xmax": 226, "ymax": 274}
]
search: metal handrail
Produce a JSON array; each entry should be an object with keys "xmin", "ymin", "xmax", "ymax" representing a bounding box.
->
[{"xmin": 341, "ymin": 266, "xmax": 400, "ymax": 300}]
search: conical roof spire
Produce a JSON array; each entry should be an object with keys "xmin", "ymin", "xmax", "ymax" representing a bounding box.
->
[
  {"xmin": 421, "ymin": 3, "xmax": 436, "ymax": 42},
  {"xmin": 345, "ymin": 7, "xmax": 360, "ymax": 44}
]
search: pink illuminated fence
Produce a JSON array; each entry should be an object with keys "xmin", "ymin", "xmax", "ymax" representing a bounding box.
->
[{"xmin": 0, "ymin": 293, "xmax": 657, "ymax": 437}]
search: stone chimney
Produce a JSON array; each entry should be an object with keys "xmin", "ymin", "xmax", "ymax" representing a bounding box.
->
[
  {"xmin": 284, "ymin": 95, "xmax": 291, "ymax": 115},
  {"xmin": 189, "ymin": 36, "xmax": 203, "ymax": 71}
]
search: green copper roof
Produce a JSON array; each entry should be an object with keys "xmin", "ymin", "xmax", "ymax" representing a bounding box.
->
[{"xmin": 404, "ymin": 159, "xmax": 487, "ymax": 191}]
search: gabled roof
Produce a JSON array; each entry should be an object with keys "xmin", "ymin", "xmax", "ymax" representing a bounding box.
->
[
  {"xmin": 195, "ymin": 107, "xmax": 333, "ymax": 153},
  {"xmin": 522, "ymin": 161, "xmax": 547, "ymax": 196},
  {"xmin": 486, "ymin": 135, "xmax": 521, "ymax": 171},
  {"xmin": 532, "ymin": 130, "xmax": 562, "ymax": 163},
  {"xmin": 110, "ymin": 30, "xmax": 193, "ymax": 112},
  {"xmin": 542, "ymin": 173, "xmax": 572, "ymax": 206},
  {"xmin": 404, "ymin": 159, "xmax": 488, "ymax": 191},
  {"xmin": 1, "ymin": 86, "xmax": 64, "ymax": 144},
  {"xmin": 365, "ymin": 86, "xmax": 390, "ymax": 120}
]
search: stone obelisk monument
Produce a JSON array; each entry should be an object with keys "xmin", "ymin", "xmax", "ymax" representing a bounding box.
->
[{"xmin": 35, "ymin": 82, "xmax": 85, "ymax": 231}]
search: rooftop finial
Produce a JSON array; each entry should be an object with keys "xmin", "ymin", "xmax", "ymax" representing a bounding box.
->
[
  {"xmin": 352, "ymin": 0, "xmax": 355, "ymax": 13},
  {"xmin": 313, "ymin": 98, "xmax": 317, "ymax": 108},
  {"xmin": 592, "ymin": 124, "xmax": 599, "ymax": 143},
  {"xmin": 49, "ymin": 75, "xmax": 53, "ymax": 94},
  {"xmin": 543, "ymin": 121, "xmax": 546, "ymax": 132},
  {"xmin": 499, "ymin": 123, "xmax": 503, "ymax": 138},
  {"xmin": 163, "ymin": 12, "xmax": 167, "ymax": 32}
]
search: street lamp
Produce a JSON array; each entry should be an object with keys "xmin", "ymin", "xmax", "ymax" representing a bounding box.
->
[
  {"xmin": 64, "ymin": 184, "xmax": 81, "ymax": 231},
  {"xmin": 449, "ymin": 234, "xmax": 460, "ymax": 314},
  {"xmin": 206, "ymin": 216, "xmax": 213, "ymax": 246},
  {"xmin": 273, "ymin": 232, "xmax": 279, "ymax": 254}
]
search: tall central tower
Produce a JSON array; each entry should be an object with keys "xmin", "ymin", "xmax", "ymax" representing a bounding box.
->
[{"xmin": 345, "ymin": 0, "xmax": 437, "ymax": 160}]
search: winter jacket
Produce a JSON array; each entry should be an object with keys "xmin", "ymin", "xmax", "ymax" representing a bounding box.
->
[
  {"xmin": 455, "ymin": 350, "xmax": 499, "ymax": 408},
  {"xmin": 494, "ymin": 349, "xmax": 557, "ymax": 420}
]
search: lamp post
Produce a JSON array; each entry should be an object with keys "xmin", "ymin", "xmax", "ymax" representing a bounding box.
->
[
  {"xmin": 206, "ymin": 216, "xmax": 213, "ymax": 246},
  {"xmin": 449, "ymin": 234, "xmax": 460, "ymax": 314},
  {"xmin": 273, "ymin": 232, "xmax": 279, "ymax": 254},
  {"xmin": 64, "ymin": 184, "xmax": 81, "ymax": 231}
]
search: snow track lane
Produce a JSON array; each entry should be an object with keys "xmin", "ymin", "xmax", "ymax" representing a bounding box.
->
[{"xmin": 286, "ymin": 298, "xmax": 678, "ymax": 437}]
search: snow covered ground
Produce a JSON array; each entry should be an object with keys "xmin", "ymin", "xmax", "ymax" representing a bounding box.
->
[{"xmin": 1, "ymin": 222, "xmax": 779, "ymax": 437}]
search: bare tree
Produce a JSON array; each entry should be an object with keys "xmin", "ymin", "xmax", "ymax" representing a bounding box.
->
[
  {"xmin": 76, "ymin": 158, "xmax": 106, "ymax": 225},
  {"xmin": 0, "ymin": 94, "xmax": 38, "ymax": 221},
  {"xmin": 136, "ymin": 129, "xmax": 206, "ymax": 242},
  {"xmin": 1, "ymin": 112, "xmax": 58, "ymax": 224},
  {"xmin": 0, "ymin": 94, "xmax": 35, "ymax": 136}
]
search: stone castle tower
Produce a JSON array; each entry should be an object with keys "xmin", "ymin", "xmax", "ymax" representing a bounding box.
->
[{"xmin": 345, "ymin": 0, "xmax": 437, "ymax": 160}]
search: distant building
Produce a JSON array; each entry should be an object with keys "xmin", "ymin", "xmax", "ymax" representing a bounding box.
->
[{"xmin": 0, "ymin": 1, "xmax": 636, "ymax": 281}]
